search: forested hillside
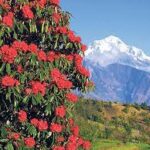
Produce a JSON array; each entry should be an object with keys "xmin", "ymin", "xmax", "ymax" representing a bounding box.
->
[{"xmin": 73, "ymin": 98, "xmax": 150, "ymax": 145}]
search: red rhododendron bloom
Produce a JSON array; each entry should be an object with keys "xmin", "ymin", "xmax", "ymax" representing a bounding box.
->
[
  {"xmin": 9, "ymin": 133, "xmax": 20, "ymax": 140},
  {"xmin": 74, "ymin": 54, "xmax": 83, "ymax": 65},
  {"xmin": 52, "ymin": 13, "xmax": 61, "ymax": 24},
  {"xmin": 37, "ymin": 51, "xmax": 47, "ymax": 61},
  {"xmin": 51, "ymin": 68, "xmax": 62, "ymax": 80},
  {"xmin": 53, "ymin": 146, "xmax": 65, "ymax": 150},
  {"xmin": 51, "ymin": 68, "xmax": 73, "ymax": 89},
  {"xmin": 0, "ymin": 45, "xmax": 17, "ymax": 63},
  {"xmin": 37, "ymin": 0, "xmax": 47, "ymax": 8},
  {"xmin": 30, "ymin": 81, "xmax": 47, "ymax": 96},
  {"xmin": 56, "ymin": 26, "xmax": 68, "ymax": 34},
  {"xmin": 50, "ymin": 0, "xmax": 60, "ymax": 5},
  {"xmin": 65, "ymin": 55, "xmax": 73, "ymax": 61},
  {"xmin": 17, "ymin": 65, "xmax": 23, "ymax": 73},
  {"xmin": 82, "ymin": 140, "xmax": 91, "ymax": 150},
  {"xmin": 22, "ymin": 5, "xmax": 34, "ymax": 19},
  {"xmin": 81, "ymin": 44, "xmax": 87, "ymax": 52},
  {"xmin": 24, "ymin": 137, "xmax": 35, "ymax": 148},
  {"xmin": 66, "ymin": 93, "xmax": 78, "ymax": 103},
  {"xmin": 47, "ymin": 51, "xmax": 56, "ymax": 62},
  {"xmin": 77, "ymin": 137, "xmax": 84, "ymax": 146},
  {"xmin": 55, "ymin": 105, "xmax": 66, "ymax": 118},
  {"xmin": 2, "ymin": 76, "xmax": 19, "ymax": 87},
  {"xmin": 75, "ymin": 36, "xmax": 81, "ymax": 43},
  {"xmin": 66, "ymin": 142, "xmax": 77, "ymax": 150},
  {"xmin": 71, "ymin": 125, "xmax": 79, "ymax": 136},
  {"xmin": 67, "ymin": 31, "xmax": 76, "ymax": 43},
  {"xmin": 30, "ymin": 118, "xmax": 39, "ymax": 127},
  {"xmin": 18, "ymin": 110, "xmax": 27, "ymax": 122},
  {"xmin": 12, "ymin": 41, "xmax": 29, "ymax": 52},
  {"xmin": 69, "ymin": 118, "xmax": 75, "ymax": 127},
  {"xmin": 2, "ymin": 12, "xmax": 14, "ymax": 28},
  {"xmin": 29, "ymin": 43, "xmax": 38, "ymax": 54},
  {"xmin": 50, "ymin": 123, "xmax": 62, "ymax": 133},
  {"xmin": 68, "ymin": 135, "xmax": 78, "ymax": 143},
  {"xmin": 37, "ymin": 120, "xmax": 48, "ymax": 131},
  {"xmin": 76, "ymin": 65, "xmax": 90, "ymax": 77},
  {"xmin": 0, "ymin": 0, "xmax": 3, "ymax": 5},
  {"xmin": 25, "ymin": 88, "xmax": 32, "ymax": 95},
  {"xmin": 56, "ymin": 78, "xmax": 73, "ymax": 89}
]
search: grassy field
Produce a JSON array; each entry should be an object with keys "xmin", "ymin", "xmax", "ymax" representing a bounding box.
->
[{"xmin": 92, "ymin": 140, "xmax": 150, "ymax": 150}]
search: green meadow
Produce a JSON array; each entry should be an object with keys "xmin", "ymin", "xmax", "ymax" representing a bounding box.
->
[
  {"xmin": 92, "ymin": 140, "xmax": 150, "ymax": 150},
  {"xmin": 74, "ymin": 98, "xmax": 150, "ymax": 150}
]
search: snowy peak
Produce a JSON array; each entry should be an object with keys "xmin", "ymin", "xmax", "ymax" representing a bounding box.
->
[{"xmin": 85, "ymin": 35, "xmax": 150, "ymax": 72}]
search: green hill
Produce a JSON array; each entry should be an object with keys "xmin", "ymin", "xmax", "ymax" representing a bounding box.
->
[{"xmin": 73, "ymin": 98, "xmax": 150, "ymax": 149}]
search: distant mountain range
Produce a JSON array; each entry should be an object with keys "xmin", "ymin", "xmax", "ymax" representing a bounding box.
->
[{"xmin": 84, "ymin": 36, "xmax": 150, "ymax": 105}]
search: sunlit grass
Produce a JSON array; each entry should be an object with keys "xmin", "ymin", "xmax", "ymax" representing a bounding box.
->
[{"xmin": 92, "ymin": 140, "xmax": 150, "ymax": 150}]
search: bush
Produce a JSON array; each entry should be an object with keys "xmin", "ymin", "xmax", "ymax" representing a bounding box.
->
[{"xmin": 0, "ymin": 0, "xmax": 94, "ymax": 149}]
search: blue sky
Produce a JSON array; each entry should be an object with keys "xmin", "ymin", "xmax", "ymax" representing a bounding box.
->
[{"xmin": 61, "ymin": 0, "xmax": 150, "ymax": 55}]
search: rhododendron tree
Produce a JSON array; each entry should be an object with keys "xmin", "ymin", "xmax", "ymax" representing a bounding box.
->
[{"xmin": 0, "ymin": 0, "xmax": 94, "ymax": 149}]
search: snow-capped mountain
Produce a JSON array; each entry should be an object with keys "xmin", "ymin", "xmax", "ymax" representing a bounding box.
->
[
  {"xmin": 84, "ymin": 36, "xmax": 150, "ymax": 105},
  {"xmin": 85, "ymin": 35, "xmax": 150, "ymax": 72}
]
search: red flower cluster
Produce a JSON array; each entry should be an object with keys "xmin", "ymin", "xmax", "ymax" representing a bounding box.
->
[
  {"xmin": 67, "ymin": 30, "xmax": 81, "ymax": 43},
  {"xmin": 71, "ymin": 125, "xmax": 79, "ymax": 136},
  {"xmin": 29, "ymin": 81, "xmax": 47, "ymax": 96},
  {"xmin": 66, "ymin": 93, "xmax": 78, "ymax": 103},
  {"xmin": 47, "ymin": 51, "xmax": 60, "ymax": 62},
  {"xmin": 74, "ymin": 54, "xmax": 90, "ymax": 77},
  {"xmin": 50, "ymin": 123, "xmax": 62, "ymax": 133},
  {"xmin": 30, "ymin": 118, "xmax": 39, "ymax": 126},
  {"xmin": 2, "ymin": 75, "xmax": 19, "ymax": 87},
  {"xmin": 55, "ymin": 105, "xmax": 66, "ymax": 118},
  {"xmin": 52, "ymin": 13, "xmax": 61, "ymax": 24},
  {"xmin": 38, "ymin": 120, "xmax": 48, "ymax": 131},
  {"xmin": 53, "ymin": 146, "xmax": 65, "ymax": 150},
  {"xmin": 37, "ymin": 0, "xmax": 47, "ymax": 8},
  {"xmin": 66, "ymin": 134, "xmax": 91, "ymax": 150},
  {"xmin": 50, "ymin": 0, "xmax": 60, "ymax": 5},
  {"xmin": 29, "ymin": 43, "xmax": 38, "ymax": 54},
  {"xmin": 51, "ymin": 68, "xmax": 73, "ymax": 89},
  {"xmin": 22, "ymin": 5, "xmax": 34, "ymax": 19},
  {"xmin": 31, "ymin": 118, "xmax": 48, "ymax": 131},
  {"xmin": 24, "ymin": 137, "xmax": 35, "ymax": 148},
  {"xmin": 82, "ymin": 140, "xmax": 91, "ymax": 150},
  {"xmin": 65, "ymin": 55, "xmax": 74, "ymax": 61},
  {"xmin": 12, "ymin": 41, "xmax": 29, "ymax": 52},
  {"xmin": 37, "ymin": 50, "xmax": 47, "ymax": 61},
  {"xmin": 81, "ymin": 44, "xmax": 87, "ymax": 52},
  {"xmin": 76, "ymin": 65, "xmax": 90, "ymax": 77},
  {"xmin": 56, "ymin": 26, "xmax": 68, "ymax": 34},
  {"xmin": 66, "ymin": 135, "xmax": 77, "ymax": 150},
  {"xmin": 0, "ymin": 45, "xmax": 17, "ymax": 63},
  {"xmin": 18, "ymin": 110, "xmax": 27, "ymax": 122},
  {"xmin": 2, "ymin": 12, "xmax": 14, "ymax": 28},
  {"xmin": 9, "ymin": 133, "xmax": 20, "ymax": 140}
]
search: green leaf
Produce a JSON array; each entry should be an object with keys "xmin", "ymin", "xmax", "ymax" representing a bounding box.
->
[
  {"xmin": 27, "ymin": 125, "xmax": 37, "ymax": 137},
  {"xmin": 0, "ymin": 139, "xmax": 8, "ymax": 143},
  {"xmin": 0, "ymin": 63, "xmax": 5, "ymax": 74},
  {"xmin": 23, "ymin": 96, "xmax": 29, "ymax": 104},
  {"xmin": 45, "ymin": 103, "xmax": 51, "ymax": 115},
  {"xmin": 6, "ymin": 63, "xmax": 11, "ymax": 74},
  {"xmin": 6, "ymin": 143, "xmax": 14, "ymax": 150}
]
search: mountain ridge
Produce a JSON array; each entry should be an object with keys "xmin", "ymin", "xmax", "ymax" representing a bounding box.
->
[{"xmin": 84, "ymin": 35, "xmax": 150, "ymax": 105}]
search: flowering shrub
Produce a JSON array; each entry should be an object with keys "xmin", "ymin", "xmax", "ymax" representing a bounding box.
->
[{"xmin": 0, "ymin": 0, "xmax": 94, "ymax": 149}]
